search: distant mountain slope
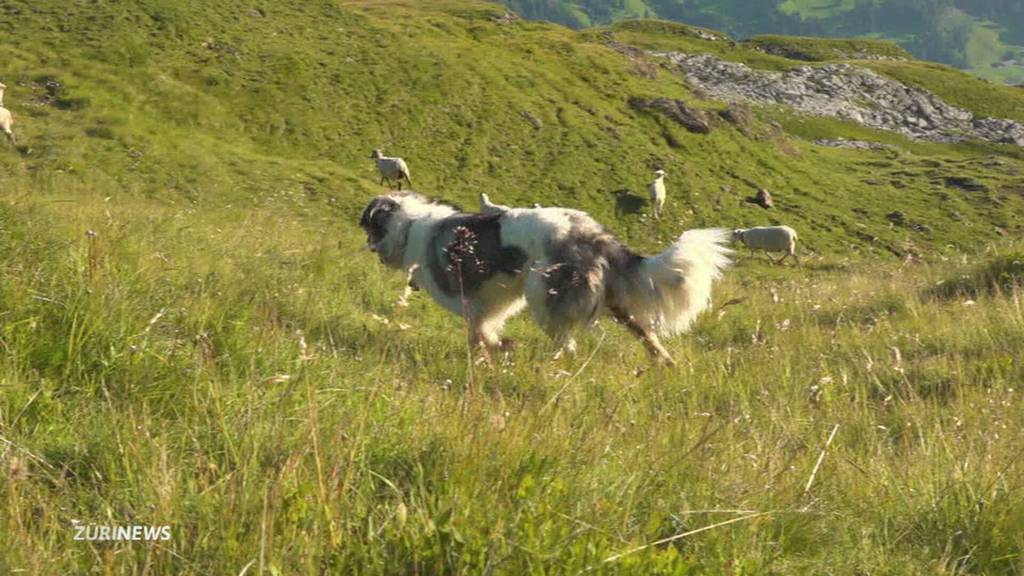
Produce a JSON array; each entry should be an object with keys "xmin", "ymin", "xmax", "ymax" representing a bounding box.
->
[{"xmin": 498, "ymin": 0, "xmax": 1024, "ymax": 84}]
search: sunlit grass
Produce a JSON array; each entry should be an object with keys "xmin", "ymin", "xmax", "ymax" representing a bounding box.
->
[
  {"xmin": 1, "ymin": 179, "xmax": 1022, "ymax": 574},
  {"xmin": 1, "ymin": 1, "xmax": 1024, "ymax": 573}
]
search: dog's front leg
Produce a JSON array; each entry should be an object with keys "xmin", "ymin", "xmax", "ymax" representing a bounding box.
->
[{"xmin": 467, "ymin": 319, "xmax": 496, "ymax": 367}]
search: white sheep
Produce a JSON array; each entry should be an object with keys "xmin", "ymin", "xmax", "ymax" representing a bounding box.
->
[
  {"xmin": 649, "ymin": 169, "xmax": 666, "ymax": 218},
  {"xmin": 732, "ymin": 226, "xmax": 799, "ymax": 264},
  {"xmin": 370, "ymin": 149, "xmax": 411, "ymax": 190},
  {"xmin": 0, "ymin": 82, "xmax": 14, "ymax": 146},
  {"xmin": 479, "ymin": 192, "xmax": 511, "ymax": 215}
]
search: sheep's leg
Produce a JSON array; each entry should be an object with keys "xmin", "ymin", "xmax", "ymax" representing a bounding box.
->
[{"xmin": 613, "ymin": 309, "xmax": 676, "ymax": 366}]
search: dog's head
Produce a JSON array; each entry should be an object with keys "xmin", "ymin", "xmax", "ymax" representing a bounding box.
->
[
  {"xmin": 731, "ymin": 229, "xmax": 746, "ymax": 242},
  {"xmin": 359, "ymin": 193, "xmax": 457, "ymax": 269},
  {"xmin": 359, "ymin": 196, "xmax": 406, "ymax": 268}
]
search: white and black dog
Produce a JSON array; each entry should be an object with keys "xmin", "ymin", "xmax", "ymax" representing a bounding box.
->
[{"xmin": 359, "ymin": 191, "xmax": 732, "ymax": 365}]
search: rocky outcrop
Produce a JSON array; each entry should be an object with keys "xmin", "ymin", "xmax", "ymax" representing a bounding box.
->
[
  {"xmin": 718, "ymin": 103, "xmax": 754, "ymax": 136},
  {"xmin": 746, "ymin": 188, "xmax": 774, "ymax": 209},
  {"xmin": 656, "ymin": 52, "xmax": 1024, "ymax": 147},
  {"xmin": 749, "ymin": 43, "xmax": 907, "ymax": 62},
  {"xmin": 628, "ymin": 97, "xmax": 712, "ymax": 134},
  {"xmin": 814, "ymin": 138, "xmax": 893, "ymax": 150}
]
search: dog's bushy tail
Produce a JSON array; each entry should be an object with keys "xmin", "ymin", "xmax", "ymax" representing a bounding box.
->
[{"xmin": 623, "ymin": 228, "xmax": 732, "ymax": 337}]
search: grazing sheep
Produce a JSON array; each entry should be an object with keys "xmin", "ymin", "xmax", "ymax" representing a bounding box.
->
[
  {"xmin": 0, "ymin": 82, "xmax": 14, "ymax": 146},
  {"xmin": 732, "ymin": 226, "xmax": 799, "ymax": 265},
  {"xmin": 370, "ymin": 149, "xmax": 411, "ymax": 190},
  {"xmin": 649, "ymin": 169, "xmax": 666, "ymax": 218},
  {"xmin": 479, "ymin": 192, "xmax": 511, "ymax": 215}
]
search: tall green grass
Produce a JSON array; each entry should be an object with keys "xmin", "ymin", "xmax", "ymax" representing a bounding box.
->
[
  {"xmin": 2, "ymin": 171, "xmax": 1023, "ymax": 574},
  {"xmin": 1, "ymin": 1, "xmax": 1024, "ymax": 573}
]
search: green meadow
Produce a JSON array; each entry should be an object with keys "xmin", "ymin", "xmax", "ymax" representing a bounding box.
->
[{"xmin": 1, "ymin": 1, "xmax": 1023, "ymax": 573}]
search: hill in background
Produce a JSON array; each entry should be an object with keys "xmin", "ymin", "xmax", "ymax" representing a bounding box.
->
[
  {"xmin": 498, "ymin": 0, "xmax": 1024, "ymax": 84},
  {"xmin": 2, "ymin": 0, "xmax": 1023, "ymax": 259}
]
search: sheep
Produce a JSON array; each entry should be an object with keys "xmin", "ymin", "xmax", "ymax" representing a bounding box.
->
[
  {"xmin": 649, "ymin": 169, "xmax": 666, "ymax": 218},
  {"xmin": 370, "ymin": 149, "xmax": 411, "ymax": 190},
  {"xmin": 479, "ymin": 192, "xmax": 511, "ymax": 215},
  {"xmin": 732, "ymin": 226, "xmax": 799, "ymax": 265},
  {"xmin": 0, "ymin": 82, "xmax": 14, "ymax": 146}
]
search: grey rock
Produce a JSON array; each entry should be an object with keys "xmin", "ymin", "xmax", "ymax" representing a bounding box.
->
[
  {"xmin": 628, "ymin": 97, "xmax": 712, "ymax": 134},
  {"xmin": 654, "ymin": 51, "xmax": 1024, "ymax": 148}
]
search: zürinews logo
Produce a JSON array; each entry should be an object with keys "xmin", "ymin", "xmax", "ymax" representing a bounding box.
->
[{"xmin": 72, "ymin": 520, "xmax": 171, "ymax": 542}]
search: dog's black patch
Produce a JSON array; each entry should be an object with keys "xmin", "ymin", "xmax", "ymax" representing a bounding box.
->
[{"xmin": 426, "ymin": 213, "xmax": 527, "ymax": 297}]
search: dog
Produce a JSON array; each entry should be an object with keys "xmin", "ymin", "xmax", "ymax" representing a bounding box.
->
[{"xmin": 359, "ymin": 192, "xmax": 732, "ymax": 365}]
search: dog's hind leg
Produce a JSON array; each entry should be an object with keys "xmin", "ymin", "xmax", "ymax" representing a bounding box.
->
[{"xmin": 612, "ymin": 308, "xmax": 677, "ymax": 366}]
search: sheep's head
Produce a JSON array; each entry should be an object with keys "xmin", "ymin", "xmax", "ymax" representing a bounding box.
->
[
  {"xmin": 369, "ymin": 149, "xmax": 383, "ymax": 160},
  {"xmin": 731, "ymin": 229, "xmax": 746, "ymax": 242}
]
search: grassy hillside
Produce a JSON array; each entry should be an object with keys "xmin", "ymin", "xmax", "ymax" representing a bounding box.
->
[{"xmin": 1, "ymin": 1, "xmax": 1024, "ymax": 573}]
